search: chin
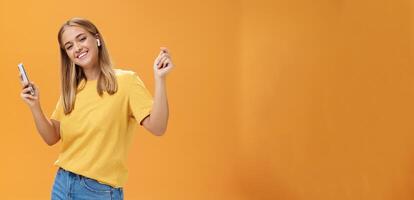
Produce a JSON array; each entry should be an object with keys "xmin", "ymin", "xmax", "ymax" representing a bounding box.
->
[{"xmin": 76, "ymin": 59, "xmax": 95, "ymax": 69}]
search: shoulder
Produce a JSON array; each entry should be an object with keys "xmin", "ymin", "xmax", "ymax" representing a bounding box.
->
[
  {"xmin": 113, "ymin": 68, "xmax": 145, "ymax": 86},
  {"xmin": 114, "ymin": 68, "xmax": 136, "ymax": 78}
]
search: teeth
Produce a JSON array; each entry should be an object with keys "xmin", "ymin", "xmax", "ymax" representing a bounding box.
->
[{"xmin": 78, "ymin": 52, "xmax": 87, "ymax": 58}]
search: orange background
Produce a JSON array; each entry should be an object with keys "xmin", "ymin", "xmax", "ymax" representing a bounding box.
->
[{"xmin": 1, "ymin": 0, "xmax": 414, "ymax": 199}]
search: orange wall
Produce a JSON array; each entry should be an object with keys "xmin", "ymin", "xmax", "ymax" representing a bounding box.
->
[
  {"xmin": 1, "ymin": 0, "xmax": 414, "ymax": 199},
  {"xmin": 236, "ymin": 0, "xmax": 414, "ymax": 199}
]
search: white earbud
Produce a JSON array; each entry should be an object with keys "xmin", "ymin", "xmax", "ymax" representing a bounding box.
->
[{"xmin": 97, "ymin": 39, "xmax": 101, "ymax": 47}]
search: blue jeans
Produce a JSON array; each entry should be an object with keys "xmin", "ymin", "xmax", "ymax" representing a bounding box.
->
[{"xmin": 51, "ymin": 167, "xmax": 124, "ymax": 200}]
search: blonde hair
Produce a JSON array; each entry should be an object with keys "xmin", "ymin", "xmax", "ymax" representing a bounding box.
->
[{"xmin": 57, "ymin": 18, "xmax": 118, "ymax": 115}]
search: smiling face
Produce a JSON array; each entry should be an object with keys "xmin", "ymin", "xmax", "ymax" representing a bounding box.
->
[{"xmin": 60, "ymin": 26, "xmax": 100, "ymax": 70}]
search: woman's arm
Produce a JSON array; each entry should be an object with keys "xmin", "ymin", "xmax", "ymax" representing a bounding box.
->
[
  {"xmin": 30, "ymin": 105, "xmax": 61, "ymax": 146},
  {"xmin": 142, "ymin": 78, "xmax": 169, "ymax": 136},
  {"xmin": 142, "ymin": 47, "xmax": 174, "ymax": 136},
  {"xmin": 20, "ymin": 80, "xmax": 60, "ymax": 146}
]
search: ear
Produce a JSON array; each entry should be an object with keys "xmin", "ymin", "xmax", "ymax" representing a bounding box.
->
[{"xmin": 95, "ymin": 34, "xmax": 101, "ymax": 47}]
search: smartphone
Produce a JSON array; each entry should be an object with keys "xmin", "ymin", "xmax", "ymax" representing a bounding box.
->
[{"xmin": 18, "ymin": 63, "xmax": 35, "ymax": 96}]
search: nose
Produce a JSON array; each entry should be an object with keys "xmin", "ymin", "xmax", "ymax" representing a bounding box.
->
[{"xmin": 74, "ymin": 42, "xmax": 82, "ymax": 52}]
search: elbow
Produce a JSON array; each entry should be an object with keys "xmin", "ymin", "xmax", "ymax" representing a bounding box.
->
[
  {"xmin": 46, "ymin": 140, "xmax": 58, "ymax": 146},
  {"xmin": 151, "ymin": 127, "xmax": 167, "ymax": 136},
  {"xmin": 143, "ymin": 117, "xmax": 168, "ymax": 136},
  {"xmin": 45, "ymin": 137, "xmax": 60, "ymax": 146},
  {"xmin": 144, "ymin": 121, "xmax": 167, "ymax": 136},
  {"xmin": 45, "ymin": 134, "xmax": 60, "ymax": 146}
]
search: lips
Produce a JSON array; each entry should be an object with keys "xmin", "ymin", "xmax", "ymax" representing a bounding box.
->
[{"xmin": 77, "ymin": 51, "xmax": 88, "ymax": 59}]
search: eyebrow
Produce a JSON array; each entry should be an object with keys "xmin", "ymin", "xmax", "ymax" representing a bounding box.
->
[{"xmin": 63, "ymin": 33, "xmax": 86, "ymax": 47}]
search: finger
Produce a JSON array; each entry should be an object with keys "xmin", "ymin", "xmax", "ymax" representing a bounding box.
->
[
  {"xmin": 162, "ymin": 58, "xmax": 173, "ymax": 69},
  {"xmin": 156, "ymin": 47, "xmax": 170, "ymax": 62},
  {"xmin": 23, "ymin": 81, "xmax": 33, "ymax": 89},
  {"xmin": 160, "ymin": 59, "xmax": 173, "ymax": 69},
  {"xmin": 21, "ymin": 81, "xmax": 30, "ymax": 89},
  {"xmin": 160, "ymin": 53, "xmax": 171, "ymax": 60},
  {"xmin": 31, "ymin": 84, "xmax": 38, "ymax": 95},
  {"xmin": 157, "ymin": 54, "xmax": 170, "ymax": 65},
  {"xmin": 156, "ymin": 52, "xmax": 169, "ymax": 65},
  {"xmin": 30, "ymin": 81, "xmax": 37, "ymax": 89},
  {"xmin": 21, "ymin": 93, "xmax": 37, "ymax": 100},
  {"xmin": 22, "ymin": 83, "xmax": 36, "ymax": 96},
  {"xmin": 160, "ymin": 51, "xmax": 170, "ymax": 58},
  {"xmin": 21, "ymin": 93, "xmax": 31, "ymax": 99},
  {"xmin": 158, "ymin": 57, "xmax": 169, "ymax": 69},
  {"xmin": 22, "ymin": 87, "xmax": 32, "ymax": 94},
  {"xmin": 22, "ymin": 84, "xmax": 31, "ymax": 91},
  {"xmin": 160, "ymin": 47, "xmax": 169, "ymax": 54},
  {"xmin": 155, "ymin": 50, "xmax": 165, "ymax": 64},
  {"xmin": 28, "ymin": 95, "xmax": 38, "ymax": 100}
]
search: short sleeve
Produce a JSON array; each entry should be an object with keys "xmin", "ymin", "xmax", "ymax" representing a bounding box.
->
[
  {"xmin": 127, "ymin": 73, "xmax": 153, "ymax": 125},
  {"xmin": 51, "ymin": 96, "xmax": 64, "ymax": 121}
]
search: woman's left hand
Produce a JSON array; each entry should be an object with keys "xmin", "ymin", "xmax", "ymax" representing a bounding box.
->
[{"xmin": 153, "ymin": 47, "xmax": 174, "ymax": 79}]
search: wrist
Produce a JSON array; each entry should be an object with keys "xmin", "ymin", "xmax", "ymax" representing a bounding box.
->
[
  {"xmin": 154, "ymin": 76, "xmax": 166, "ymax": 83},
  {"xmin": 30, "ymin": 103, "xmax": 42, "ymax": 113}
]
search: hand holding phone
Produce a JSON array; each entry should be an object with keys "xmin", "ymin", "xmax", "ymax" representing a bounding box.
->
[{"xmin": 18, "ymin": 63, "xmax": 35, "ymax": 96}]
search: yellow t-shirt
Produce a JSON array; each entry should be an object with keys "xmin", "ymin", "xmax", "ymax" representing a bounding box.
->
[{"xmin": 50, "ymin": 69, "xmax": 153, "ymax": 188}]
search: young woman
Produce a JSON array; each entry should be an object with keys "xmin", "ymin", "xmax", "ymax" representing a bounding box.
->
[{"xmin": 19, "ymin": 18, "xmax": 174, "ymax": 200}]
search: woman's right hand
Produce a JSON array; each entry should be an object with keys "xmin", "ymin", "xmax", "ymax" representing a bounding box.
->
[{"xmin": 19, "ymin": 75, "xmax": 40, "ymax": 108}]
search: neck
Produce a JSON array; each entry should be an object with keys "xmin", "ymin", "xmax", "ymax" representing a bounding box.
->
[{"xmin": 83, "ymin": 66, "xmax": 100, "ymax": 81}]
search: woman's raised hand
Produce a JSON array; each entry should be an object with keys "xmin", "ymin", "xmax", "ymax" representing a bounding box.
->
[{"xmin": 153, "ymin": 47, "xmax": 174, "ymax": 79}]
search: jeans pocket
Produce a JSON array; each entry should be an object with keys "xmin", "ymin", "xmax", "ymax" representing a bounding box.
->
[{"xmin": 80, "ymin": 176, "xmax": 113, "ymax": 193}]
